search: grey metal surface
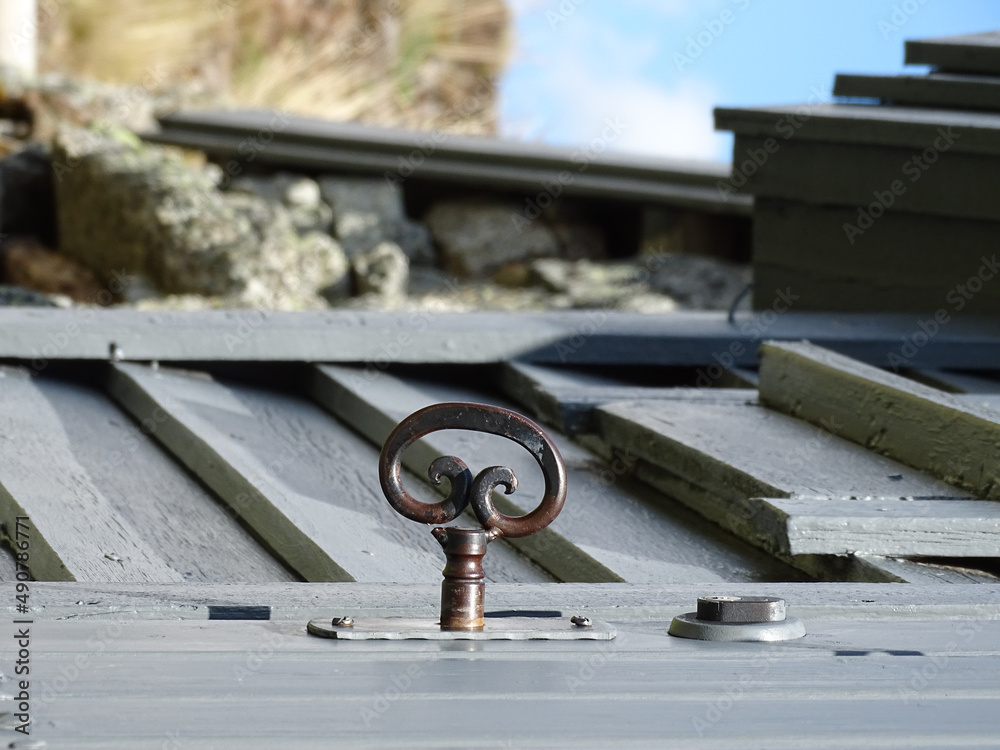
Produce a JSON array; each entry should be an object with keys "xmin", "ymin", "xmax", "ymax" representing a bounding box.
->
[
  {"xmin": 668, "ymin": 612, "xmax": 805, "ymax": 642},
  {"xmin": 306, "ymin": 616, "xmax": 616, "ymax": 640}
]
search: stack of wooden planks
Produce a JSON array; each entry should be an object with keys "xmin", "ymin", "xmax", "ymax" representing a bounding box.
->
[{"xmin": 715, "ymin": 30, "xmax": 1000, "ymax": 314}]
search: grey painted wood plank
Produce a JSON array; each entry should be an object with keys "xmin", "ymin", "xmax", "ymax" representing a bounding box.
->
[
  {"xmin": 715, "ymin": 102, "xmax": 1000, "ymax": 155},
  {"xmin": 306, "ymin": 364, "xmax": 624, "ymax": 583},
  {"xmin": 0, "ymin": 367, "xmax": 182, "ymax": 582},
  {"xmin": 834, "ymin": 71, "xmax": 1000, "ymax": 111},
  {"xmin": 755, "ymin": 495, "xmax": 1000, "ymax": 556},
  {"xmin": 733, "ymin": 135, "xmax": 1000, "ymax": 222},
  {"xmin": 906, "ymin": 31, "xmax": 1000, "ymax": 75},
  {"xmin": 34, "ymin": 376, "xmax": 299, "ymax": 583},
  {"xmin": 498, "ymin": 361, "xmax": 753, "ymax": 433},
  {"xmin": 3, "ymin": 309, "xmax": 1000, "ymax": 369},
  {"xmin": 104, "ymin": 363, "xmax": 491, "ymax": 584},
  {"xmin": 0, "ymin": 543, "xmax": 19, "ymax": 581},
  {"xmin": 593, "ymin": 398, "xmax": 978, "ymax": 582},
  {"xmin": 913, "ymin": 370, "xmax": 1000, "ymax": 394},
  {"xmin": 15, "ymin": 581, "xmax": 1000, "ymax": 621},
  {"xmin": 3, "ymin": 613, "xmax": 999, "ymax": 746},
  {"xmin": 758, "ymin": 341, "xmax": 1000, "ymax": 501}
]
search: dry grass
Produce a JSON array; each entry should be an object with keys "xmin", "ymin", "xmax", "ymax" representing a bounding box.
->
[{"xmin": 37, "ymin": 0, "xmax": 509, "ymax": 134}]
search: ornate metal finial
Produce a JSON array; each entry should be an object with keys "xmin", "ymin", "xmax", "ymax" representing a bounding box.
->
[{"xmin": 379, "ymin": 402, "xmax": 567, "ymax": 631}]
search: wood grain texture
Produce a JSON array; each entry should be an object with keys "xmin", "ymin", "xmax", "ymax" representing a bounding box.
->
[
  {"xmin": 755, "ymin": 495, "xmax": 1000, "ymax": 556},
  {"xmin": 2, "ymin": 309, "xmax": 1000, "ymax": 369},
  {"xmin": 834, "ymin": 72, "xmax": 1000, "ymax": 112},
  {"xmin": 34, "ymin": 376, "xmax": 299, "ymax": 583},
  {"xmin": 498, "ymin": 361, "xmax": 753, "ymax": 433},
  {"xmin": 734, "ymin": 136, "xmax": 1000, "ymax": 223},
  {"xmin": 906, "ymin": 31, "xmax": 1000, "ymax": 75},
  {"xmin": 758, "ymin": 341, "xmax": 1000, "ymax": 501},
  {"xmin": 0, "ymin": 367, "xmax": 182, "ymax": 582},
  {"xmin": 715, "ymin": 102, "xmax": 1000, "ymax": 155},
  {"xmin": 3, "ymin": 603, "xmax": 999, "ymax": 747},
  {"xmin": 593, "ymin": 398, "xmax": 978, "ymax": 582},
  {"xmin": 105, "ymin": 363, "xmax": 530, "ymax": 584}
]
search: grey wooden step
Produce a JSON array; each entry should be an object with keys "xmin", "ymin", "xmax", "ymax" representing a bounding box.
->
[
  {"xmin": 754, "ymin": 495, "xmax": 1000, "ymax": 556},
  {"xmin": 758, "ymin": 341, "xmax": 1000, "ymax": 502},
  {"xmin": 834, "ymin": 72, "xmax": 1000, "ymax": 111},
  {"xmin": 729, "ymin": 134, "xmax": 1000, "ymax": 222},
  {"xmin": 593, "ymin": 397, "xmax": 988, "ymax": 583},
  {"xmin": 307, "ymin": 365, "xmax": 803, "ymax": 583},
  {"xmin": 497, "ymin": 360, "xmax": 753, "ymax": 433},
  {"xmin": 2, "ymin": 308, "xmax": 1000, "ymax": 370},
  {"xmin": 906, "ymin": 31, "xmax": 1000, "ymax": 75},
  {"xmin": 0, "ymin": 366, "xmax": 182, "ymax": 582},
  {"xmin": 715, "ymin": 102, "xmax": 1000, "ymax": 155},
  {"xmin": 104, "ymin": 362, "xmax": 553, "ymax": 584}
]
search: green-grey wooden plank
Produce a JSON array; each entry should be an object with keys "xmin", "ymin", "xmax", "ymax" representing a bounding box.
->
[
  {"xmin": 498, "ymin": 361, "xmax": 753, "ymax": 433},
  {"xmin": 3, "ymin": 612, "xmax": 1000, "ymax": 747},
  {"xmin": 758, "ymin": 341, "xmax": 1000, "ymax": 502},
  {"xmin": 715, "ymin": 102, "xmax": 1000, "ymax": 155},
  {"xmin": 0, "ymin": 367, "xmax": 182, "ymax": 582},
  {"xmin": 105, "ymin": 363, "xmax": 498, "ymax": 584},
  {"xmin": 731, "ymin": 135, "xmax": 1000, "ymax": 222},
  {"xmin": 906, "ymin": 31, "xmax": 1000, "ymax": 75},
  {"xmin": 17, "ymin": 581, "xmax": 1000, "ymax": 621},
  {"xmin": 34, "ymin": 376, "xmax": 300, "ymax": 583},
  {"xmin": 305, "ymin": 364, "xmax": 624, "ymax": 583},
  {"xmin": 835, "ymin": 71, "xmax": 1000, "ymax": 111},
  {"xmin": 593, "ymin": 398, "xmax": 982, "ymax": 582},
  {"xmin": 754, "ymin": 495, "xmax": 1000, "ymax": 556},
  {"xmin": 2, "ymin": 309, "xmax": 1000, "ymax": 369}
]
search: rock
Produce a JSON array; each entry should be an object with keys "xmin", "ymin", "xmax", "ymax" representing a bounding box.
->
[
  {"xmin": 645, "ymin": 252, "xmax": 752, "ymax": 310},
  {"xmin": 351, "ymin": 241, "xmax": 408, "ymax": 298},
  {"xmin": 0, "ymin": 284, "xmax": 63, "ymax": 307},
  {"xmin": 0, "ymin": 144, "xmax": 57, "ymax": 247},
  {"xmin": 0, "ymin": 238, "xmax": 105, "ymax": 303},
  {"xmin": 227, "ymin": 172, "xmax": 333, "ymax": 235},
  {"xmin": 319, "ymin": 176, "xmax": 434, "ymax": 264},
  {"xmin": 528, "ymin": 258, "xmax": 647, "ymax": 308},
  {"xmin": 425, "ymin": 199, "xmax": 560, "ymax": 277},
  {"xmin": 51, "ymin": 125, "xmax": 345, "ymax": 309}
]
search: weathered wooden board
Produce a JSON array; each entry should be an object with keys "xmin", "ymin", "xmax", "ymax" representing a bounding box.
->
[
  {"xmin": 593, "ymin": 398, "xmax": 982, "ymax": 582},
  {"xmin": 755, "ymin": 495, "xmax": 1000, "ymax": 556},
  {"xmin": 497, "ymin": 361, "xmax": 753, "ymax": 433},
  {"xmin": 906, "ymin": 31, "xmax": 1000, "ymax": 75},
  {"xmin": 34, "ymin": 375, "xmax": 300, "ymax": 583},
  {"xmin": 715, "ymin": 102, "xmax": 1000, "ymax": 155},
  {"xmin": 753, "ymin": 200, "xmax": 1000, "ymax": 292},
  {"xmin": 3, "ymin": 586, "xmax": 999, "ymax": 748},
  {"xmin": 758, "ymin": 341, "xmax": 1000, "ymax": 501},
  {"xmin": 834, "ymin": 72, "xmax": 1000, "ymax": 111},
  {"xmin": 307, "ymin": 365, "xmax": 802, "ymax": 583},
  {"xmin": 105, "ymin": 363, "xmax": 539, "ymax": 584},
  {"xmin": 2, "ymin": 309, "xmax": 1000, "ymax": 369},
  {"xmin": 0, "ymin": 367, "xmax": 182, "ymax": 582},
  {"xmin": 731, "ymin": 135, "xmax": 1000, "ymax": 222},
  {"xmin": 16, "ymin": 580, "xmax": 1000, "ymax": 621}
]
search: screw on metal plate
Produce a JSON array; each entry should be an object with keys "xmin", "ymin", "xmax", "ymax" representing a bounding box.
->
[
  {"xmin": 571, "ymin": 615, "xmax": 592, "ymax": 628},
  {"xmin": 378, "ymin": 402, "xmax": 567, "ymax": 632},
  {"xmin": 331, "ymin": 616, "xmax": 354, "ymax": 627},
  {"xmin": 669, "ymin": 596, "xmax": 805, "ymax": 642}
]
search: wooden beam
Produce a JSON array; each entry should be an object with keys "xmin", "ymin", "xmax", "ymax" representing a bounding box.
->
[
  {"xmin": 2, "ymin": 309, "xmax": 1000, "ymax": 369},
  {"xmin": 754, "ymin": 495, "xmax": 1000, "ymax": 556},
  {"xmin": 758, "ymin": 341, "xmax": 1000, "ymax": 501},
  {"xmin": 906, "ymin": 31, "xmax": 1000, "ymax": 76},
  {"xmin": 593, "ymin": 398, "xmax": 981, "ymax": 582},
  {"xmin": 105, "ymin": 362, "xmax": 505, "ymax": 583},
  {"xmin": 0, "ymin": 367, "xmax": 182, "ymax": 582},
  {"xmin": 834, "ymin": 72, "xmax": 1000, "ymax": 112}
]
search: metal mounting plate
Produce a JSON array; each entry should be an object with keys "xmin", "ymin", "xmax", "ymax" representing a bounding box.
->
[
  {"xmin": 668, "ymin": 612, "xmax": 806, "ymax": 642},
  {"xmin": 307, "ymin": 617, "xmax": 616, "ymax": 640}
]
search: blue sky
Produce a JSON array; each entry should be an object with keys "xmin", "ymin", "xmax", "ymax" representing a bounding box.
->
[{"xmin": 499, "ymin": 0, "xmax": 1000, "ymax": 162}]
